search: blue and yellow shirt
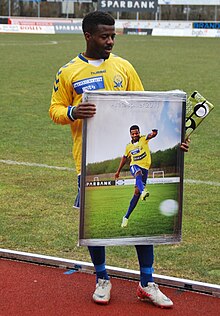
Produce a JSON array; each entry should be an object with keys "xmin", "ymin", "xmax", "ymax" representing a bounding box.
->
[
  {"xmin": 49, "ymin": 53, "xmax": 144, "ymax": 174},
  {"xmin": 125, "ymin": 136, "xmax": 151, "ymax": 170}
]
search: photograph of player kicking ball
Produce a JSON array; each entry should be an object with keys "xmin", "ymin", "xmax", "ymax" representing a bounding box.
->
[{"xmin": 115, "ymin": 125, "xmax": 158, "ymax": 228}]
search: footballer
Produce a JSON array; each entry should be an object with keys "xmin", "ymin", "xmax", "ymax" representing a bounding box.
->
[{"xmin": 115, "ymin": 125, "xmax": 158, "ymax": 227}]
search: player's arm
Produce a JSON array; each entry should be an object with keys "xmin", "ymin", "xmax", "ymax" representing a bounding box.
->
[
  {"xmin": 146, "ymin": 129, "xmax": 158, "ymax": 140},
  {"xmin": 124, "ymin": 60, "xmax": 145, "ymax": 91},
  {"xmin": 49, "ymin": 68, "xmax": 74, "ymax": 124},
  {"xmin": 115, "ymin": 156, "xmax": 128, "ymax": 179},
  {"xmin": 49, "ymin": 68, "xmax": 96, "ymax": 124}
]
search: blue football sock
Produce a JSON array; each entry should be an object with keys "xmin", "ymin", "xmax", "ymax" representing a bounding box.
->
[
  {"xmin": 125, "ymin": 194, "xmax": 140, "ymax": 219},
  {"xmin": 94, "ymin": 263, "xmax": 110, "ymax": 282},
  {"xmin": 88, "ymin": 246, "xmax": 109, "ymax": 283},
  {"xmin": 136, "ymin": 174, "xmax": 144, "ymax": 193},
  {"xmin": 135, "ymin": 245, "xmax": 154, "ymax": 287},
  {"xmin": 140, "ymin": 267, "xmax": 154, "ymax": 286}
]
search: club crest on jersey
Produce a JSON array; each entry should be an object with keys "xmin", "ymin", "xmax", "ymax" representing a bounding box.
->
[
  {"xmin": 113, "ymin": 75, "xmax": 123, "ymax": 88},
  {"xmin": 73, "ymin": 76, "xmax": 104, "ymax": 94}
]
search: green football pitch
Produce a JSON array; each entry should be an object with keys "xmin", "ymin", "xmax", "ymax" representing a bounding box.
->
[
  {"xmin": 83, "ymin": 184, "xmax": 179, "ymax": 240},
  {"xmin": 0, "ymin": 34, "xmax": 219, "ymax": 284}
]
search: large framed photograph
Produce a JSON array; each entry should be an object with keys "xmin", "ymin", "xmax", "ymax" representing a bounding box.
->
[{"xmin": 79, "ymin": 91, "xmax": 186, "ymax": 246}]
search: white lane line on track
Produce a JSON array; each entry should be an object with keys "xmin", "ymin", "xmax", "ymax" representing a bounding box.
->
[{"xmin": 0, "ymin": 159, "xmax": 219, "ymax": 187}]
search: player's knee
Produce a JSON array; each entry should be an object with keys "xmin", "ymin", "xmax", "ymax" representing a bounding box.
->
[
  {"xmin": 135, "ymin": 187, "xmax": 141, "ymax": 195},
  {"xmin": 135, "ymin": 170, "xmax": 142, "ymax": 177}
]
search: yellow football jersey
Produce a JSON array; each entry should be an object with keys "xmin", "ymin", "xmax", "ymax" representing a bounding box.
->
[
  {"xmin": 49, "ymin": 53, "xmax": 144, "ymax": 174},
  {"xmin": 125, "ymin": 136, "xmax": 151, "ymax": 170}
]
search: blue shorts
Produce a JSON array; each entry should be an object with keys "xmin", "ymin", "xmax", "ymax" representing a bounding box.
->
[
  {"xmin": 73, "ymin": 174, "xmax": 80, "ymax": 208},
  {"xmin": 130, "ymin": 165, "xmax": 148, "ymax": 186}
]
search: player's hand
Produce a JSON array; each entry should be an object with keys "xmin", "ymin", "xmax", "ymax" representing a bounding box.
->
[
  {"xmin": 146, "ymin": 129, "xmax": 158, "ymax": 140},
  {"xmin": 72, "ymin": 103, "xmax": 96, "ymax": 119},
  {"xmin": 115, "ymin": 171, "xmax": 120, "ymax": 179},
  {"xmin": 180, "ymin": 138, "xmax": 190, "ymax": 152}
]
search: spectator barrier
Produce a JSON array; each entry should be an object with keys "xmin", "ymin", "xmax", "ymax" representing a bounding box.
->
[{"xmin": 0, "ymin": 17, "xmax": 220, "ymax": 37}]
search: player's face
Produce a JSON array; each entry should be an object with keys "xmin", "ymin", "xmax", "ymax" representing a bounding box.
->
[
  {"xmin": 85, "ymin": 25, "xmax": 116, "ymax": 59},
  {"xmin": 130, "ymin": 129, "xmax": 140, "ymax": 143}
]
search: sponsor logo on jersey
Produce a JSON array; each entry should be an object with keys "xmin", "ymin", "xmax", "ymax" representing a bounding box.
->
[
  {"xmin": 130, "ymin": 148, "xmax": 140, "ymax": 155},
  {"xmin": 133, "ymin": 152, "xmax": 147, "ymax": 161},
  {"xmin": 91, "ymin": 70, "xmax": 106, "ymax": 75},
  {"xmin": 73, "ymin": 76, "xmax": 104, "ymax": 94}
]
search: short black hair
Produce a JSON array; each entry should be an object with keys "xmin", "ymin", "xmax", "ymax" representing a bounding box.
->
[
  {"xmin": 82, "ymin": 11, "xmax": 115, "ymax": 34},
  {"xmin": 130, "ymin": 125, "xmax": 140, "ymax": 132}
]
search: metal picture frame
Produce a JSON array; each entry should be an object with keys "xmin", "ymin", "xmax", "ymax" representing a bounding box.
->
[{"xmin": 79, "ymin": 90, "xmax": 186, "ymax": 246}]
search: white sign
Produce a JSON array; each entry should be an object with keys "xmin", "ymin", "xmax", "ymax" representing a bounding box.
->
[
  {"xmin": 159, "ymin": 0, "xmax": 220, "ymax": 5},
  {"xmin": 0, "ymin": 24, "xmax": 55, "ymax": 34}
]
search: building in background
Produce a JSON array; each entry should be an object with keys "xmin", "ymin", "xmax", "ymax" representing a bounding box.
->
[{"xmin": 0, "ymin": 0, "xmax": 219, "ymax": 21}]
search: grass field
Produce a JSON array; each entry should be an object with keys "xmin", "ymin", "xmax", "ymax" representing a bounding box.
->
[
  {"xmin": 83, "ymin": 184, "xmax": 179, "ymax": 240},
  {"xmin": 0, "ymin": 33, "xmax": 219, "ymax": 284}
]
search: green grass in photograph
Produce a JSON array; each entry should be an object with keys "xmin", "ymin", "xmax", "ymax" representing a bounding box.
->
[
  {"xmin": 84, "ymin": 184, "xmax": 178, "ymax": 239},
  {"xmin": 0, "ymin": 33, "xmax": 219, "ymax": 284}
]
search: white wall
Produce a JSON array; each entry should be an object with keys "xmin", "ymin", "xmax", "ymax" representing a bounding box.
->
[{"xmin": 158, "ymin": 0, "xmax": 220, "ymax": 5}]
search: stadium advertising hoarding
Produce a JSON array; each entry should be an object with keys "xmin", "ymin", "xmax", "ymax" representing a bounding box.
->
[
  {"xmin": 79, "ymin": 90, "xmax": 186, "ymax": 246},
  {"xmin": 54, "ymin": 22, "xmax": 82, "ymax": 33},
  {"xmin": 0, "ymin": 24, "xmax": 55, "ymax": 34},
  {"xmin": 123, "ymin": 27, "xmax": 153, "ymax": 35},
  {"xmin": 193, "ymin": 22, "xmax": 220, "ymax": 29},
  {"xmin": 98, "ymin": 0, "xmax": 158, "ymax": 12},
  {"xmin": 159, "ymin": 0, "xmax": 220, "ymax": 4}
]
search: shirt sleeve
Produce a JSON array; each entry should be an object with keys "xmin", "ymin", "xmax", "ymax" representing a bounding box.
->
[
  {"xmin": 124, "ymin": 60, "xmax": 145, "ymax": 92},
  {"xmin": 49, "ymin": 68, "xmax": 74, "ymax": 125},
  {"xmin": 124, "ymin": 144, "xmax": 130, "ymax": 158}
]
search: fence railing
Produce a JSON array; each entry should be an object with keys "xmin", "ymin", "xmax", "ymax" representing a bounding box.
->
[{"xmin": 0, "ymin": 1, "xmax": 219, "ymax": 21}]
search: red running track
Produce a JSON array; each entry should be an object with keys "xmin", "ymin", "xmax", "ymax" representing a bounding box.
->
[{"xmin": 0, "ymin": 258, "xmax": 219, "ymax": 316}]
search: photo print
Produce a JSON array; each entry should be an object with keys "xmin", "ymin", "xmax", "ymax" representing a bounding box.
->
[{"xmin": 79, "ymin": 90, "xmax": 186, "ymax": 246}]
